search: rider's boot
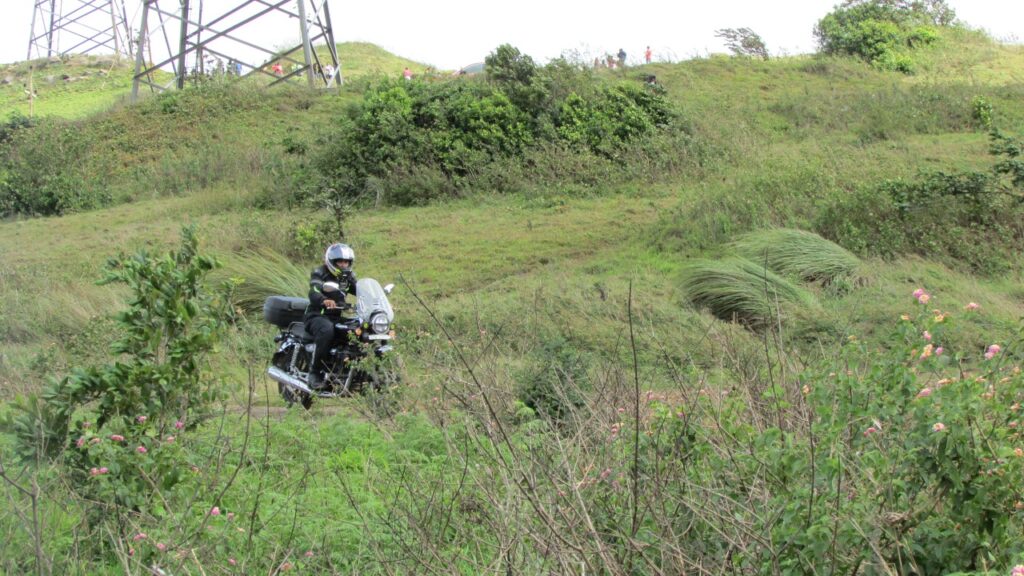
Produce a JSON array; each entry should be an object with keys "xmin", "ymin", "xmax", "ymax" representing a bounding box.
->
[{"xmin": 308, "ymin": 370, "xmax": 326, "ymax": 391}]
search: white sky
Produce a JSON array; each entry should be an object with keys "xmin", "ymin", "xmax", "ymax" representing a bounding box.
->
[{"xmin": 0, "ymin": 0, "xmax": 1021, "ymax": 70}]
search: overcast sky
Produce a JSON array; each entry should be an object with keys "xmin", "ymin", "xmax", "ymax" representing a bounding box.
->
[{"xmin": 0, "ymin": 0, "xmax": 1021, "ymax": 70}]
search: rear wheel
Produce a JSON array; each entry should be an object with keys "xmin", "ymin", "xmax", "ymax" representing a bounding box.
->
[{"xmin": 273, "ymin": 346, "xmax": 314, "ymax": 410}]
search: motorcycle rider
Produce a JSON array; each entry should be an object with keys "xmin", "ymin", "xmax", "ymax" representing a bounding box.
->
[{"xmin": 304, "ymin": 243, "xmax": 357, "ymax": 390}]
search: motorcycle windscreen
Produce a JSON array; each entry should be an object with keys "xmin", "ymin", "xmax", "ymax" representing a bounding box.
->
[{"xmin": 355, "ymin": 278, "xmax": 394, "ymax": 322}]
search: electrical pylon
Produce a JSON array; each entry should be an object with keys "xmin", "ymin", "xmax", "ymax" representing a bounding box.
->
[
  {"xmin": 130, "ymin": 0, "xmax": 340, "ymax": 102},
  {"xmin": 27, "ymin": 0, "xmax": 135, "ymax": 61}
]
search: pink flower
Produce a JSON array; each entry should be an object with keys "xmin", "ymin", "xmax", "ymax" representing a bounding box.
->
[
  {"xmin": 918, "ymin": 293, "xmax": 931, "ymax": 304},
  {"xmin": 155, "ymin": 543, "xmax": 167, "ymax": 552},
  {"xmin": 863, "ymin": 426, "xmax": 878, "ymax": 437},
  {"xmin": 128, "ymin": 548, "xmax": 134, "ymax": 557},
  {"xmin": 920, "ymin": 344, "xmax": 934, "ymax": 359},
  {"xmin": 913, "ymin": 288, "xmax": 925, "ymax": 299},
  {"xmin": 136, "ymin": 416, "xmax": 147, "ymax": 424},
  {"xmin": 922, "ymin": 330, "xmax": 932, "ymax": 341},
  {"xmin": 985, "ymin": 344, "xmax": 1002, "ymax": 360},
  {"xmin": 99, "ymin": 467, "xmax": 108, "ymax": 474},
  {"xmin": 935, "ymin": 347, "xmax": 944, "ymax": 356},
  {"xmin": 228, "ymin": 558, "xmax": 237, "ymax": 566},
  {"xmin": 110, "ymin": 434, "xmax": 125, "ymax": 442},
  {"xmin": 304, "ymin": 550, "xmax": 314, "ymax": 558},
  {"xmin": 76, "ymin": 437, "xmax": 86, "ymax": 448},
  {"xmin": 965, "ymin": 302, "xmax": 980, "ymax": 311},
  {"xmin": 90, "ymin": 437, "xmax": 101, "ymax": 445},
  {"xmin": 932, "ymin": 422, "xmax": 946, "ymax": 432},
  {"xmin": 90, "ymin": 467, "xmax": 100, "ymax": 476},
  {"xmin": 136, "ymin": 446, "xmax": 147, "ymax": 454},
  {"xmin": 210, "ymin": 506, "xmax": 221, "ymax": 516},
  {"xmin": 174, "ymin": 420, "xmax": 185, "ymax": 430},
  {"xmin": 133, "ymin": 533, "xmax": 147, "ymax": 542},
  {"xmin": 165, "ymin": 436, "xmax": 175, "ymax": 443},
  {"xmin": 1012, "ymin": 565, "xmax": 1024, "ymax": 576},
  {"xmin": 916, "ymin": 387, "xmax": 932, "ymax": 399}
]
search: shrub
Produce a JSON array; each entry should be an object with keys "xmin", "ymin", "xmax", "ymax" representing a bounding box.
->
[
  {"xmin": 516, "ymin": 335, "xmax": 588, "ymax": 425},
  {"xmin": 0, "ymin": 118, "xmax": 108, "ymax": 216},
  {"xmin": 813, "ymin": 0, "xmax": 948, "ymax": 73},
  {"xmin": 6, "ymin": 226, "xmax": 230, "ymax": 465},
  {"xmin": 302, "ymin": 50, "xmax": 678, "ymax": 207}
]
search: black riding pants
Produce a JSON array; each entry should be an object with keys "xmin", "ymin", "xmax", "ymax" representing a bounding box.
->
[{"xmin": 304, "ymin": 315, "xmax": 336, "ymax": 373}]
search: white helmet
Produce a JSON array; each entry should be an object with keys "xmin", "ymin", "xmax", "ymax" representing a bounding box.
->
[{"xmin": 324, "ymin": 243, "xmax": 355, "ymax": 277}]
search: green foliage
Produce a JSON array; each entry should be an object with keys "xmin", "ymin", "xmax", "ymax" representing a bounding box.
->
[
  {"xmin": 990, "ymin": 129, "xmax": 1024, "ymax": 190},
  {"xmin": 731, "ymin": 228, "xmax": 864, "ymax": 288},
  {"xmin": 680, "ymin": 257, "xmax": 819, "ymax": 327},
  {"xmin": 301, "ymin": 50, "xmax": 675, "ymax": 206},
  {"xmin": 814, "ymin": 0, "xmax": 949, "ymax": 72},
  {"xmin": 516, "ymin": 335, "xmax": 588, "ymax": 424},
  {"xmin": 215, "ymin": 248, "xmax": 307, "ymax": 313},
  {"xmin": 0, "ymin": 117, "xmax": 109, "ymax": 216},
  {"xmin": 817, "ymin": 130, "xmax": 1024, "ymax": 275},
  {"xmin": 7, "ymin": 227, "xmax": 229, "ymax": 464}
]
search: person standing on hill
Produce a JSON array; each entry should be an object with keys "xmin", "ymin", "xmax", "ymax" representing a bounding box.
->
[
  {"xmin": 645, "ymin": 46, "xmax": 652, "ymax": 64},
  {"xmin": 403, "ymin": 66, "xmax": 412, "ymax": 80},
  {"xmin": 304, "ymin": 243, "xmax": 357, "ymax": 390},
  {"xmin": 617, "ymin": 48, "xmax": 627, "ymax": 68}
]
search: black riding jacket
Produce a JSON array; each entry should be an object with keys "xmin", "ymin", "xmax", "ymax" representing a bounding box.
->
[{"xmin": 304, "ymin": 264, "xmax": 357, "ymax": 320}]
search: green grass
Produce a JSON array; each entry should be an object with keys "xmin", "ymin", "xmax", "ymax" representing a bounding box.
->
[
  {"xmin": 731, "ymin": 227, "xmax": 864, "ymax": 287},
  {"xmin": 3, "ymin": 30, "xmax": 1024, "ymax": 575},
  {"xmin": 679, "ymin": 257, "xmax": 820, "ymax": 327}
]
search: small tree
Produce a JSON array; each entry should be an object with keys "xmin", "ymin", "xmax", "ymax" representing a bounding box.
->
[{"xmin": 715, "ymin": 28, "xmax": 770, "ymax": 60}]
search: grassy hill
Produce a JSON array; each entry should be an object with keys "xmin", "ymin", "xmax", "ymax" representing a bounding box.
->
[{"xmin": 2, "ymin": 25, "xmax": 1024, "ymax": 574}]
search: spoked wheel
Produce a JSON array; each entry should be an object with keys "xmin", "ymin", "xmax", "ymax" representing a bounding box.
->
[
  {"xmin": 273, "ymin": 350, "xmax": 314, "ymax": 410},
  {"xmin": 278, "ymin": 382, "xmax": 313, "ymax": 410}
]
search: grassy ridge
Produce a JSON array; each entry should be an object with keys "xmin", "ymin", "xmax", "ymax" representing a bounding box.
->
[{"xmin": 2, "ymin": 28, "xmax": 1024, "ymax": 574}]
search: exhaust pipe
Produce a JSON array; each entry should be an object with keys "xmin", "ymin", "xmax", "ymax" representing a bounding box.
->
[{"xmin": 267, "ymin": 366, "xmax": 313, "ymax": 395}]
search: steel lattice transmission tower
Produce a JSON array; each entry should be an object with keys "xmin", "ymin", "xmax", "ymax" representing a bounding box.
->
[
  {"xmin": 131, "ymin": 0, "xmax": 340, "ymax": 101},
  {"xmin": 28, "ymin": 0, "xmax": 135, "ymax": 60}
]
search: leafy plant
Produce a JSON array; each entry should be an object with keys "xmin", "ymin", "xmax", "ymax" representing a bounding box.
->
[{"xmin": 7, "ymin": 226, "xmax": 230, "ymax": 467}]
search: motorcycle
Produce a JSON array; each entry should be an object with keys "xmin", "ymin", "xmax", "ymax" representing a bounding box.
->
[{"xmin": 263, "ymin": 278, "xmax": 397, "ymax": 409}]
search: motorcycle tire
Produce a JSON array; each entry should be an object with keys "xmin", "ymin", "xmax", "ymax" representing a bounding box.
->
[{"xmin": 273, "ymin": 347, "xmax": 314, "ymax": 410}]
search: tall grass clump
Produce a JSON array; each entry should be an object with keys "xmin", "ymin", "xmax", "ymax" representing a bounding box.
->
[
  {"xmin": 214, "ymin": 248, "xmax": 307, "ymax": 313},
  {"xmin": 680, "ymin": 257, "xmax": 818, "ymax": 327},
  {"xmin": 732, "ymin": 228, "xmax": 865, "ymax": 288}
]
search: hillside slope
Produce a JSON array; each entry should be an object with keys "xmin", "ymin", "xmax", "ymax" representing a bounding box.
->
[{"xmin": 1, "ymin": 28, "xmax": 1024, "ymax": 575}]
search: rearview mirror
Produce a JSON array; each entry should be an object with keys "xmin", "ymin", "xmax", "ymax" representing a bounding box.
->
[
  {"xmin": 383, "ymin": 283, "xmax": 395, "ymax": 295},
  {"xmin": 323, "ymin": 281, "xmax": 341, "ymax": 293}
]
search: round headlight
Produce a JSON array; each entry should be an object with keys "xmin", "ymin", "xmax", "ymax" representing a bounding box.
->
[{"xmin": 370, "ymin": 313, "xmax": 390, "ymax": 335}]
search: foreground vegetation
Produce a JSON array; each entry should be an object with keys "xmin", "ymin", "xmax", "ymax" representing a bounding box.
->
[{"xmin": 2, "ymin": 2, "xmax": 1024, "ymax": 572}]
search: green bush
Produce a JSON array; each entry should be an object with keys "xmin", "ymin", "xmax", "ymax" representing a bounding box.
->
[
  {"xmin": 6, "ymin": 227, "xmax": 229, "ymax": 468},
  {"xmin": 301, "ymin": 50, "xmax": 677, "ymax": 207},
  {"xmin": 516, "ymin": 335, "xmax": 588, "ymax": 425},
  {"xmin": 814, "ymin": 0, "xmax": 947, "ymax": 73},
  {"xmin": 817, "ymin": 168, "xmax": 1022, "ymax": 274},
  {"xmin": 0, "ymin": 118, "xmax": 109, "ymax": 216}
]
